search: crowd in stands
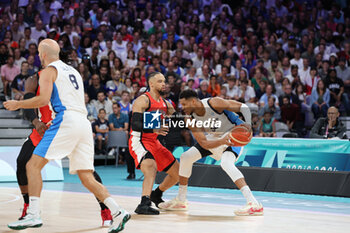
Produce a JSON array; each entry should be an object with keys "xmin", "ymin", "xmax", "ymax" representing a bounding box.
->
[{"xmin": 0, "ymin": 0, "xmax": 349, "ymax": 144}]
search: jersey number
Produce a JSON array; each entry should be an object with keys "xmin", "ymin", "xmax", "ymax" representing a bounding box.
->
[{"xmin": 69, "ymin": 74, "xmax": 79, "ymax": 90}]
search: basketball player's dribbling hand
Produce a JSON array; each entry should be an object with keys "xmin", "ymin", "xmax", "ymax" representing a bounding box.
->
[
  {"xmin": 4, "ymin": 100, "xmax": 20, "ymax": 111},
  {"xmin": 32, "ymin": 119, "xmax": 48, "ymax": 137},
  {"xmin": 223, "ymin": 134, "xmax": 236, "ymax": 147},
  {"xmin": 153, "ymin": 126, "xmax": 169, "ymax": 136},
  {"xmin": 240, "ymin": 123, "xmax": 253, "ymax": 134}
]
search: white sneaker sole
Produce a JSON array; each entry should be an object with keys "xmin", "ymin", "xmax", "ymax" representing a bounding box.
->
[
  {"xmin": 159, "ymin": 204, "xmax": 188, "ymax": 211},
  {"xmin": 235, "ymin": 210, "xmax": 264, "ymax": 216},
  {"xmin": 8, "ymin": 223, "xmax": 43, "ymax": 230}
]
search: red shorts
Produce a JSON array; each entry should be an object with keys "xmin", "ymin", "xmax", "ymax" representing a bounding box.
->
[{"xmin": 129, "ymin": 134, "xmax": 175, "ymax": 172}]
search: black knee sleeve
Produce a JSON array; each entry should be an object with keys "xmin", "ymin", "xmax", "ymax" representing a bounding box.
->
[{"xmin": 16, "ymin": 139, "xmax": 35, "ymax": 186}]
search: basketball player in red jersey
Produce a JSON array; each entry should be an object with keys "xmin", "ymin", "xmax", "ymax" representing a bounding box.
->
[
  {"xmin": 129, "ymin": 72, "xmax": 179, "ymax": 214},
  {"xmin": 16, "ymin": 71, "xmax": 113, "ymax": 226}
]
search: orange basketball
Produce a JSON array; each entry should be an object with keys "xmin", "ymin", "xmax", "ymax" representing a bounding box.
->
[{"xmin": 229, "ymin": 125, "xmax": 252, "ymax": 147}]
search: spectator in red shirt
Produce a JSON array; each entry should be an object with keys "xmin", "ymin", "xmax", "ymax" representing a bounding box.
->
[
  {"xmin": 207, "ymin": 75, "xmax": 221, "ymax": 97},
  {"xmin": 281, "ymin": 95, "xmax": 304, "ymax": 136}
]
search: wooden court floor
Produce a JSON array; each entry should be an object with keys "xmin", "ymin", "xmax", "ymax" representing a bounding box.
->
[{"xmin": 0, "ymin": 188, "xmax": 349, "ymax": 233}]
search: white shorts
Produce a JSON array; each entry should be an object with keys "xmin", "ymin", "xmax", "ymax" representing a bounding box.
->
[
  {"xmin": 194, "ymin": 143, "xmax": 243, "ymax": 162},
  {"xmin": 202, "ymin": 133, "xmax": 240, "ymax": 160},
  {"xmin": 34, "ymin": 111, "xmax": 94, "ymax": 174}
]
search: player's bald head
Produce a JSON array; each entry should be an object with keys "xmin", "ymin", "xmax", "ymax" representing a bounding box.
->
[{"xmin": 38, "ymin": 39, "xmax": 60, "ymax": 64}]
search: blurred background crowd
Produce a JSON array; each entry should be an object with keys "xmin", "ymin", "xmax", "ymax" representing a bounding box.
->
[{"xmin": 0, "ymin": 0, "xmax": 349, "ymax": 150}]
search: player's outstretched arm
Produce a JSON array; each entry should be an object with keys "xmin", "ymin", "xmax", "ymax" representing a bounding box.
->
[
  {"xmin": 4, "ymin": 67, "xmax": 56, "ymax": 111},
  {"xmin": 208, "ymin": 97, "xmax": 251, "ymax": 125}
]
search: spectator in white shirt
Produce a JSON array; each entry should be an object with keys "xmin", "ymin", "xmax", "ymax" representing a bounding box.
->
[
  {"xmin": 139, "ymin": 10, "xmax": 153, "ymax": 32},
  {"xmin": 233, "ymin": 37, "xmax": 244, "ymax": 57},
  {"xmin": 62, "ymin": 23, "xmax": 79, "ymax": 45},
  {"xmin": 62, "ymin": 0, "xmax": 74, "ymax": 19},
  {"xmin": 223, "ymin": 76, "xmax": 239, "ymax": 99},
  {"xmin": 335, "ymin": 57, "xmax": 350, "ymax": 90},
  {"xmin": 93, "ymin": 91, "xmax": 113, "ymax": 117},
  {"xmin": 30, "ymin": 20, "xmax": 47, "ymax": 42},
  {"xmin": 298, "ymin": 57, "xmax": 311, "ymax": 85},
  {"xmin": 191, "ymin": 47, "xmax": 204, "ymax": 69},
  {"xmin": 13, "ymin": 48, "xmax": 26, "ymax": 67},
  {"xmin": 113, "ymin": 32, "xmax": 127, "ymax": 56},
  {"xmin": 290, "ymin": 49, "xmax": 303, "ymax": 70},
  {"xmin": 211, "ymin": 27, "xmax": 223, "ymax": 47},
  {"xmin": 237, "ymin": 78, "xmax": 256, "ymax": 103},
  {"xmin": 147, "ymin": 34, "xmax": 161, "ymax": 56}
]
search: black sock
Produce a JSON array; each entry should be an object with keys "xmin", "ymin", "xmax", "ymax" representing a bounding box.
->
[
  {"xmin": 22, "ymin": 193, "xmax": 29, "ymax": 204},
  {"xmin": 98, "ymin": 200, "xmax": 108, "ymax": 210},
  {"xmin": 141, "ymin": 195, "xmax": 150, "ymax": 205},
  {"xmin": 153, "ymin": 187, "xmax": 163, "ymax": 197}
]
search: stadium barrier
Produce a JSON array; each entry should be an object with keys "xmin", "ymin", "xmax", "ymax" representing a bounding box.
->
[
  {"xmin": 156, "ymin": 138, "xmax": 350, "ymax": 197},
  {"xmin": 0, "ymin": 146, "xmax": 63, "ymax": 182}
]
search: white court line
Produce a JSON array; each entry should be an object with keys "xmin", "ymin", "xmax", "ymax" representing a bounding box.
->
[
  {"xmin": 0, "ymin": 192, "xmax": 20, "ymax": 205},
  {"xmin": 2, "ymin": 187, "xmax": 350, "ymax": 217}
]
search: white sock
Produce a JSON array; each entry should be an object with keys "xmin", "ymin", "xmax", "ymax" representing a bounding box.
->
[
  {"xmin": 103, "ymin": 197, "xmax": 121, "ymax": 216},
  {"xmin": 177, "ymin": 185, "xmax": 187, "ymax": 202},
  {"xmin": 28, "ymin": 196, "xmax": 40, "ymax": 216},
  {"xmin": 240, "ymin": 186, "xmax": 258, "ymax": 204}
]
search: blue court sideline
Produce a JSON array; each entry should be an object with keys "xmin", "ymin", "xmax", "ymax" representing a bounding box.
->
[{"xmin": 1, "ymin": 165, "xmax": 349, "ymax": 215}]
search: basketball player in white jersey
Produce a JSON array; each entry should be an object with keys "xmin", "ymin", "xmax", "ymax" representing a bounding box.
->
[
  {"xmin": 4, "ymin": 39, "xmax": 130, "ymax": 233},
  {"xmin": 159, "ymin": 89, "xmax": 263, "ymax": 215}
]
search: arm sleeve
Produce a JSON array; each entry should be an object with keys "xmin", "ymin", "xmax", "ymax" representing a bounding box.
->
[
  {"xmin": 23, "ymin": 93, "xmax": 37, "ymax": 122},
  {"xmin": 239, "ymin": 103, "xmax": 251, "ymax": 125},
  {"xmin": 131, "ymin": 112, "xmax": 152, "ymax": 133},
  {"xmin": 223, "ymin": 110, "xmax": 244, "ymax": 125}
]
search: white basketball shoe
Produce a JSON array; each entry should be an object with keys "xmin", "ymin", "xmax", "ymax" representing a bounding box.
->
[
  {"xmin": 8, "ymin": 213, "xmax": 43, "ymax": 230},
  {"xmin": 108, "ymin": 208, "xmax": 131, "ymax": 233},
  {"xmin": 158, "ymin": 197, "xmax": 188, "ymax": 211},
  {"xmin": 234, "ymin": 202, "xmax": 264, "ymax": 216}
]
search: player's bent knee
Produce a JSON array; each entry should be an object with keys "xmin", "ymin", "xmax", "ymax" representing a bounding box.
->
[
  {"xmin": 179, "ymin": 149, "xmax": 201, "ymax": 178},
  {"xmin": 166, "ymin": 161, "xmax": 179, "ymax": 181},
  {"xmin": 77, "ymin": 170, "xmax": 96, "ymax": 188},
  {"xmin": 220, "ymin": 152, "xmax": 244, "ymax": 182},
  {"xmin": 180, "ymin": 150, "xmax": 199, "ymax": 164},
  {"xmin": 26, "ymin": 155, "xmax": 48, "ymax": 171},
  {"xmin": 17, "ymin": 157, "xmax": 27, "ymax": 170},
  {"xmin": 140, "ymin": 158, "xmax": 157, "ymax": 174}
]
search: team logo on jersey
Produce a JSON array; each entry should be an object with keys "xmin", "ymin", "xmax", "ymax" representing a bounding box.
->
[{"xmin": 144, "ymin": 110, "xmax": 162, "ymax": 129}]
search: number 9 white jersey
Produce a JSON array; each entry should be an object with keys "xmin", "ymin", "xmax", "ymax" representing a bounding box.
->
[{"xmin": 46, "ymin": 60, "xmax": 87, "ymax": 115}]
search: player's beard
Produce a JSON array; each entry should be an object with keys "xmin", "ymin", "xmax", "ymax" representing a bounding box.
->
[{"xmin": 157, "ymin": 87, "xmax": 165, "ymax": 96}]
